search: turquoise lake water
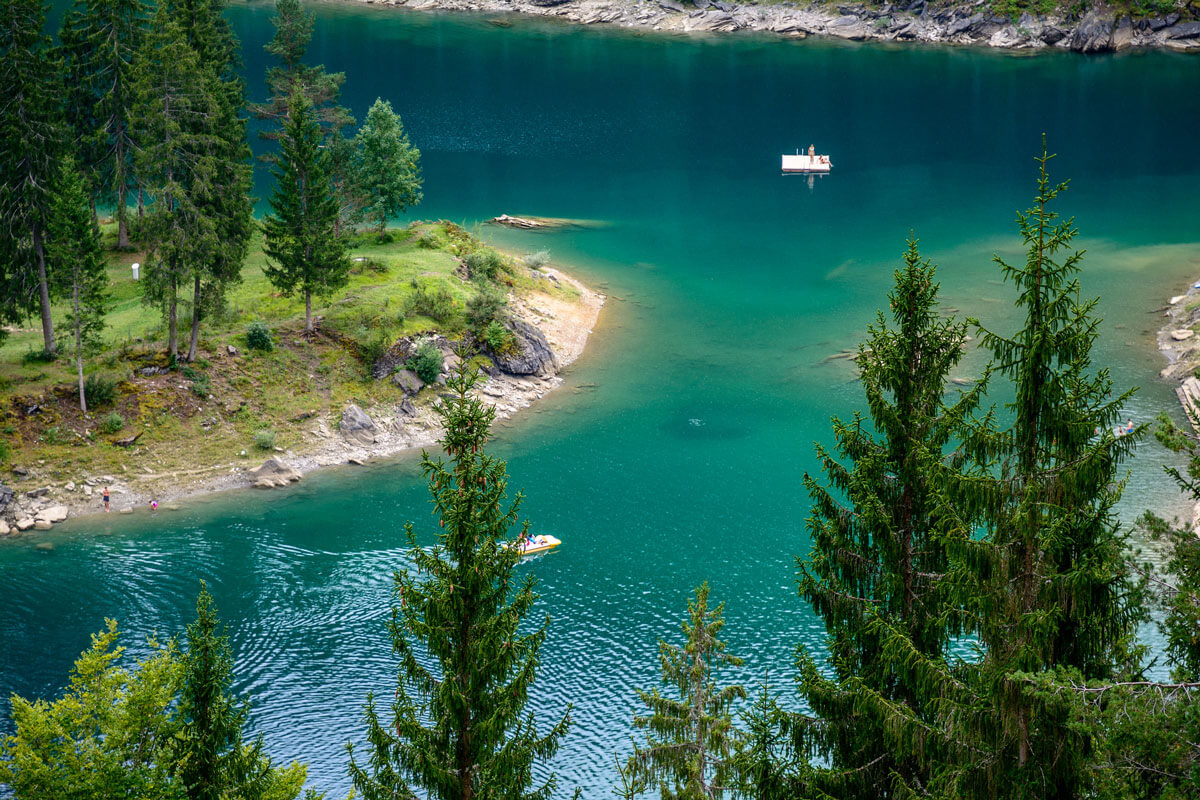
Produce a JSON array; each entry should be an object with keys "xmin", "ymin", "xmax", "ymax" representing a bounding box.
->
[{"xmin": 4, "ymin": 4, "xmax": 1200, "ymax": 794}]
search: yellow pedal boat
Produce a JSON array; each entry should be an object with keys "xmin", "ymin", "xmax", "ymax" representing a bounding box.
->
[{"xmin": 504, "ymin": 534, "xmax": 562, "ymax": 557}]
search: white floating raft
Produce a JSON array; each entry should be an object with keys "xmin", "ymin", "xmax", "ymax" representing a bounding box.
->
[{"xmin": 782, "ymin": 145, "xmax": 833, "ymax": 173}]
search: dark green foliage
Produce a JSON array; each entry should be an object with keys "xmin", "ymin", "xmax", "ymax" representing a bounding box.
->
[
  {"xmin": 347, "ymin": 350, "xmax": 570, "ymax": 800},
  {"xmin": 0, "ymin": 0, "xmax": 62, "ymax": 352},
  {"xmin": 483, "ymin": 321, "xmax": 517, "ymax": 356},
  {"xmin": 865, "ymin": 142, "xmax": 1147, "ymax": 800},
  {"xmin": 130, "ymin": 3, "xmax": 219, "ymax": 359},
  {"xmin": 262, "ymin": 92, "xmax": 351, "ymax": 333},
  {"xmin": 100, "ymin": 412, "xmax": 125, "ymax": 433},
  {"xmin": 626, "ymin": 583, "xmax": 745, "ymax": 800},
  {"xmin": 48, "ymin": 157, "xmax": 110, "ymax": 412},
  {"xmin": 190, "ymin": 374, "xmax": 210, "ymax": 399},
  {"xmin": 245, "ymin": 321, "xmax": 274, "ymax": 352},
  {"xmin": 406, "ymin": 341, "xmax": 443, "ymax": 385},
  {"xmin": 406, "ymin": 279, "xmax": 457, "ymax": 324},
  {"xmin": 794, "ymin": 236, "xmax": 980, "ymax": 796},
  {"xmin": 251, "ymin": 0, "xmax": 353, "ymax": 158},
  {"xmin": 131, "ymin": 0, "xmax": 252, "ymax": 362},
  {"xmin": 84, "ymin": 374, "xmax": 118, "ymax": 409},
  {"xmin": 354, "ymin": 98, "xmax": 422, "ymax": 240},
  {"xmin": 176, "ymin": 582, "xmax": 306, "ymax": 800},
  {"xmin": 57, "ymin": 0, "xmax": 144, "ymax": 248},
  {"xmin": 464, "ymin": 248, "xmax": 504, "ymax": 281},
  {"xmin": 729, "ymin": 677, "xmax": 797, "ymax": 800},
  {"xmin": 466, "ymin": 287, "xmax": 506, "ymax": 333}
]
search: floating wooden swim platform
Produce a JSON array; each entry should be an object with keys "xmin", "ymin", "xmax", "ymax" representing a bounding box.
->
[{"xmin": 782, "ymin": 145, "xmax": 833, "ymax": 173}]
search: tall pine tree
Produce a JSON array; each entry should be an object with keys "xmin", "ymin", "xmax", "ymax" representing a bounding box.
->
[
  {"xmin": 625, "ymin": 583, "xmax": 745, "ymax": 800},
  {"xmin": 57, "ymin": 0, "xmax": 144, "ymax": 248},
  {"xmin": 251, "ymin": 0, "xmax": 353, "ymax": 157},
  {"xmin": 348, "ymin": 352, "xmax": 571, "ymax": 800},
  {"xmin": 176, "ymin": 581, "xmax": 307, "ymax": 800},
  {"xmin": 262, "ymin": 93, "xmax": 351, "ymax": 333},
  {"xmin": 131, "ymin": 2, "xmax": 218, "ymax": 359},
  {"xmin": 47, "ymin": 157, "xmax": 110, "ymax": 413},
  {"xmin": 0, "ymin": 0, "xmax": 62, "ymax": 354},
  {"xmin": 867, "ymin": 141, "xmax": 1146, "ymax": 800},
  {"xmin": 792, "ymin": 236, "xmax": 982, "ymax": 796},
  {"xmin": 176, "ymin": 0, "xmax": 253, "ymax": 364}
]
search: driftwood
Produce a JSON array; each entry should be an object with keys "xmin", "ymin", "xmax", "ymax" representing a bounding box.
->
[
  {"xmin": 491, "ymin": 214, "xmax": 551, "ymax": 230},
  {"xmin": 489, "ymin": 214, "xmax": 604, "ymax": 231},
  {"xmin": 112, "ymin": 431, "xmax": 143, "ymax": 448}
]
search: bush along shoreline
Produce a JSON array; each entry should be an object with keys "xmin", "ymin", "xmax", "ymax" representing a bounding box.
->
[
  {"xmin": 345, "ymin": 0, "xmax": 1200, "ymax": 53},
  {"xmin": 0, "ymin": 220, "xmax": 604, "ymax": 533}
]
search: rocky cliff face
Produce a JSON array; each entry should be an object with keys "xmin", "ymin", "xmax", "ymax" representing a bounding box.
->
[{"xmin": 353, "ymin": 0, "xmax": 1200, "ymax": 53}]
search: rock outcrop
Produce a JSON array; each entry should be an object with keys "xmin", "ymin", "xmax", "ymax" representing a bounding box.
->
[
  {"xmin": 392, "ymin": 369, "xmax": 423, "ymax": 396},
  {"xmin": 360, "ymin": 0, "xmax": 1200, "ymax": 53},
  {"xmin": 340, "ymin": 404, "xmax": 378, "ymax": 445},
  {"xmin": 248, "ymin": 459, "xmax": 303, "ymax": 489},
  {"xmin": 490, "ymin": 319, "xmax": 559, "ymax": 376}
]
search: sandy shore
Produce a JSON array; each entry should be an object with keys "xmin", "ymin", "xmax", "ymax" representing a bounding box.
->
[{"xmin": 17, "ymin": 267, "xmax": 604, "ymax": 527}]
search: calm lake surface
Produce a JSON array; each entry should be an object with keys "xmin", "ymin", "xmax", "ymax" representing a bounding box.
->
[{"xmin": 5, "ymin": 4, "xmax": 1200, "ymax": 794}]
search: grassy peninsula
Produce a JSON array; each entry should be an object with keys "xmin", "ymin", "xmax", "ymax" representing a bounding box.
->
[{"xmin": 0, "ymin": 219, "xmax": 602, "ymax": 524}]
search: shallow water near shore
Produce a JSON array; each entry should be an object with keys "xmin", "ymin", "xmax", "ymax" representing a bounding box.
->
[{"xmin": 4, "ymin": 5, "xmax": 1200, "ymax": 794}]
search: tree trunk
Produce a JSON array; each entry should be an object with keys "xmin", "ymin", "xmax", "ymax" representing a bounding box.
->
[
  {"xmin": 137, "ymin": 185, "xmax": 144, "ymax": 219},
  {"xmin": 33, "ymin": 225, "xmax": 55, "ymax": 355},
  {"xmin": 74, "ymin": 280, "xmax": 86, "ymax": 413},
  {"xmin": 188, "ymin": 273, "xmax": 201, "ymax": 362},
  {"xmin": 305, "ymin": 288, "xmax": 312, "ymax": 333},
  {"xmin": 116, "ymin": 135, "xmax": 130, "ymax": 248},
  {"xmin": 167, "ymin": 272, "xmax": 178, "ymax": 358},
  {"xmin": 377, "ymin": 212, "xmax": 386, "ymax": 242}
]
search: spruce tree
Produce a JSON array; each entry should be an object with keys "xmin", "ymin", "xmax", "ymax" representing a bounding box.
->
[
  {"xmin": 130, "ymin": 2, "xmax": 218, "ymax": 358},
  {"xmin": 347, "ymin": 352, "xmax": 571, "ymax": 800},
  {"xmin": 729, "ymin": 676, "xmax": 795, "ymax": 800},
  {"xmin": 57, "ymin": 0, "xmax": 144, "ymax": 247},
  {"xmin": 251, "ymin": 0, "xmax": 353, "ymax": 158},
  {"xmin": 793, "ymin": 236, "xmax": 981, "ymax": 796},
  {"xmin": 0, "ymin": 0, "xmax": 62, "ymax": 353},
  {"xmin": 867, "ymin": 142, "xmax": 1146, "ymax": 800},
  {"xmin": 47, "ymin": 157, "xmax": 110, "ymax": 413},
  {"xmin": 625, "ymin": 583, "xmax": 745, "ymax": 800},
  {"xmin": 176, "ymin": 581, "xmax": 307, "ymax": 800},
  {"xmin": 262, "ymin": 93, "xmax": 351, "ymax": 333},
  {"xmin": 354, "ymin": 98, "xmax": 422, "ymax": 241},
  {"xmin": 175, "ymin": 0, "xmax": 253, "ymax": 364}
]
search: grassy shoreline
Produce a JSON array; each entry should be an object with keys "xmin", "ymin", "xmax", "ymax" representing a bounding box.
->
[{"xmin": 0, "ymin": 219, "xmax": 604, "ymax": 531}]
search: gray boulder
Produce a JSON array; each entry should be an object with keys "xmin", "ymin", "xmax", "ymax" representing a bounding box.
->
[
  {"xmin": 249, "ymin": 458, "xmax": 302, "ymax": 489},
  {"xmin": 0, "ymin": 484, "xmax": 13, "ymax": 514},
  {"xmin": 371, "ymin": 338, "xmax": 415, "ymax": 380},
  {"xmin": 1069, "ymin": 11, "xmax": 1115, "ymax": 52},
  {"xmin": 658, "ymin": 0, "xmax": 684, "ymax": 10},
  {"xmin": 392, "ymin": 369, "xmax": 423, "ymax": 396},
  {"xmin": 489, "ymin": 319, "xmax": 559, "ymax": 376},
  {"xmin": 340, "ymin": 404, "xmax": 377, "ymax": 445},
  {"xmin": 1040, "ymin": 24, "xmax": 1066, "ymax": 43},
  {"xmin": 948, "ymin": 13, "xmax": 983, "ymax": 35},
  {"xmin": 398, "ymin": 398, "xmax": 417, "ymax": 418},
  {"xmin": 1168, "ymin": 21, "xmax": 1200, "ymax": 39}
]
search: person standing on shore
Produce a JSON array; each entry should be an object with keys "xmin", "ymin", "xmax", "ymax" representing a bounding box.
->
[{"xmin": 102, "ymin": 486, "xmax": 110, "ymax": 513}]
